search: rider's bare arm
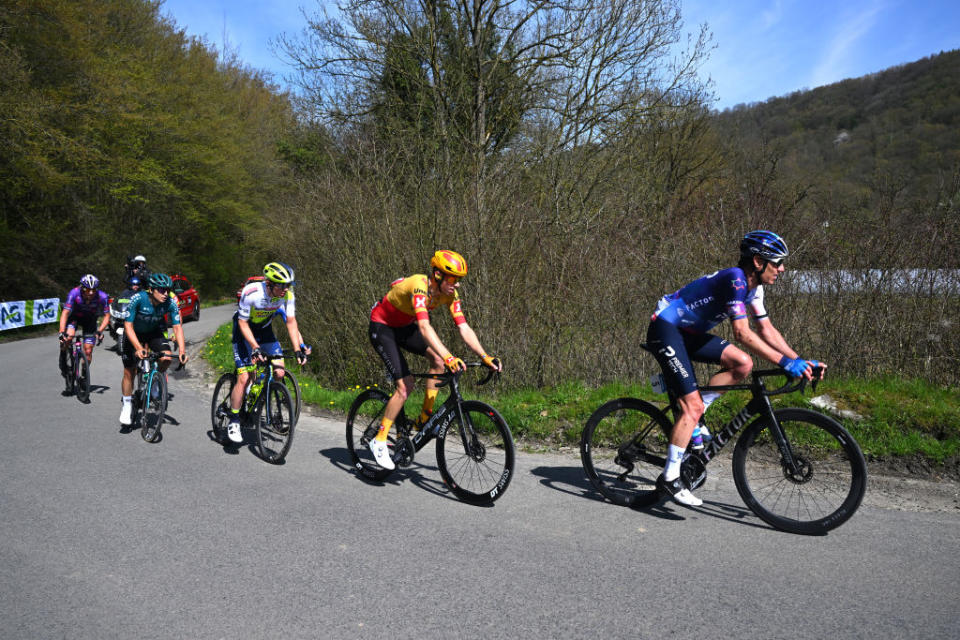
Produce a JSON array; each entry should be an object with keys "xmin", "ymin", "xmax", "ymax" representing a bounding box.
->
[
  {"xmin": 123, "ymin": 320, "xmax": 144, "ymax": 355},
  {"xmin": 284, "ymin": 316, "xmax": 309, "ymax": 353},
  {"xmin": 730, "ymin": 316, "xmax": 792, "ymax": 365},
  {"xmin": 752, "ymin": 317, "xmax": 799, "ymax": 360},
  {"xmin": 416, "ymin": 317, "xmax": 455, "ymax": 365},
  {"xmin": 236, "ymin": 317, "xmax": 259, "ymax": 352}
]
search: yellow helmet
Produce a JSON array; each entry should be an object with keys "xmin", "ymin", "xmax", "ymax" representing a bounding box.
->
[
  {"xmin": 430, "ymin": 250, "xmax": 467, "ymax": 278},
  {"xmin": 263, "ymin": 262, "xmax": 295, "ymax": 285}
]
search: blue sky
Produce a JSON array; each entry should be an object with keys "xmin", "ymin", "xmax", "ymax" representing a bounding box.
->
[{"xmin": 159, "ymin": 0, "xmax": 960, "ymax": 111}]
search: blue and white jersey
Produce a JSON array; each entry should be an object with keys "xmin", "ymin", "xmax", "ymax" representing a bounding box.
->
[{"xmin": 652, "ymin": 267, "xmax": 767, "ymax": 333}]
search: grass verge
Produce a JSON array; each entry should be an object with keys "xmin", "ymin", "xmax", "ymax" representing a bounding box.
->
[{"xmin": 203, "ymin": 323, "xmax": 959, "ymax": 465}]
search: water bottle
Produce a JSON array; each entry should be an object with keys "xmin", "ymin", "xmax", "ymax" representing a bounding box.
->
[
  {"xmin": 690, "ymin": 427, "xmax": 704, "ymax": 450},
  {"xmin": 249, "ymin": 376, "xmax": 263, "ymax": 404}
]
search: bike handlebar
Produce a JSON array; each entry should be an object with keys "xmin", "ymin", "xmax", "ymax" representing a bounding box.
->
[
  {"xmin": 753, "ymin": 366, "xmax": 823, "ymax": 396},
  {"xmin": 412, "ymin": 362, "xmax": 500, "ymax": 387}
]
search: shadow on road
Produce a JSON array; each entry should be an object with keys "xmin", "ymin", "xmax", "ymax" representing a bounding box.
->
[
  {"xmin": 530, "ymin": 464, "xmax": 768, "ymax": 530},
  {"xmin": 319, "ymin": 447, "xmax": 466, "ymax": 504}
]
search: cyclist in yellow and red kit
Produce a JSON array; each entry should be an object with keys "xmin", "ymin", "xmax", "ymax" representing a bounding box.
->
[{"xmin": 367, "ymin": 250, "xmax": 502, "ymax": 470}]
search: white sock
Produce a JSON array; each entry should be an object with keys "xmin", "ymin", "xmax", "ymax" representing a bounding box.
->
[
  {"xmin": 663, "ymin": 444, "xmax": 685, "ymax": 481},
  {"xmin": 122, "ymin": 395, "xmax": 132, "ymax": 405}
]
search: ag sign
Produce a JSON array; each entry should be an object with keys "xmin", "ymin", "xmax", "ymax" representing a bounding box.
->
[
  {"xmin": 0, "ymin": 298, "xmax": 61, "ymax": 331},
  {"xmin": 0, "ymin": 301, "xmax": 26, "ymax": 330}
]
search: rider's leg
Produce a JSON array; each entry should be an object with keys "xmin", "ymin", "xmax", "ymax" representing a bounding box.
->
[
  {"xmin": 703, "ymin": 344, "xmax": 752, "ymax": 387},
  {"xmin": 698, "ymin": 344, "xmax": 752, "ymax": 437},
  {"xmin": 416, "ymin": 348, "xmax": 445, "ymax": 425},
  {"xmin": 377, "ymin": 375, "xmax": 414, "ymax": 441},
  {"xmin": 230, "ymin": 369, "xmax": 251, "ymax": 411},
  {"xmin": 83, "ymin": 340, "xmax": 94, "ymax": 365},
  {"xmin": 665, "ymin": 390, "xmax": 705, "ymax": 479},
  {"xmin": 119, "ymin": 365, "xmax": 136, "ymax": 425}
]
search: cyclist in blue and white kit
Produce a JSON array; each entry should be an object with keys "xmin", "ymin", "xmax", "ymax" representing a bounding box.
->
[
  {"xmin": 226, "ymin": 262, "xmax": 311, "ymax": 444},
  {"xmin": 647, "ymin": 231, "xmax": 825, "ymax": 507},
  {"xmin": 119, "ymin": 273, "xmax": 188, "ymax": 425}
]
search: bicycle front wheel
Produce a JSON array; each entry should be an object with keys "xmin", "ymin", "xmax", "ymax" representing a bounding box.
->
[
  {"xmin": 345, "ymin": 389, "xmax": 395, "ymax": 481},
  {"xmin": 733, "ymin": 408, "xmax": 867, "ymax": 535},
  {"xmin": 256, "ymin": 381, "xmax": 295, "ymax": 464},
  {"xmin": 210, "ymin": 373, "xmax": 236, "ymax": 444},
  {"xmin": 580, "ymin": 398, "xmax": 673, "ymax": 507},
  {"xmin": 74, "ymin": 350, "xmax": 91, "ymax": 403},
  {"xmin": 436, "ymin": 401, "xmax": 515, "ymax": 505},
  {"xmin": 141, "ymin": 372, "xmax": 167, "ymax": 443},
  {"xmin": 280, "ymin": 370, "xmax": 302, "ymax": 420}
]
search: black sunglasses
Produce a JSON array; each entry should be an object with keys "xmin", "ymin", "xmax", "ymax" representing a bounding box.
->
[{"xmin": 152, "ymin": 287, "xmax": 170, "ymax": 294}]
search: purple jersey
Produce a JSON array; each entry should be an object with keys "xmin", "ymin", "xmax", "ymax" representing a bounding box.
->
[
  {"xmin": 652, "ymin": 267, "xmax": 767, "ymax": 333},
  {"xmin": 64, "ymin": 287, "xmax": 109, "ymax": 318}
]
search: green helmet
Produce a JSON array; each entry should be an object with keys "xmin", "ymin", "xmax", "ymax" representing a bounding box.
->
[
  {"xmin": 148, "ymin": 272, "xmax": 173, "ymax": 289},
  {"xmin": 263, "ymin": 262, "xmax": 295, "ymax": 285}
]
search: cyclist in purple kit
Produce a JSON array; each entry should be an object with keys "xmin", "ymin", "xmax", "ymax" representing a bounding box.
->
[
  {"xmin": 646, "ymin": 231, "xmax": 826, "ymax": 507},
  {"xmin": 58, "ymin": 274, "xmax": 110, "ymax": 384}
]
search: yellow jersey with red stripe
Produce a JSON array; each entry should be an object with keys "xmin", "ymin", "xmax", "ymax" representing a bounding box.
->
[{"xmin": 370, "ymin": 274, "xmax": 466, "ymax": 328}]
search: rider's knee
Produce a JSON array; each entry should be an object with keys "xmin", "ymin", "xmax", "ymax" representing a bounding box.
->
[
  {"xmin": 679, "ymin": 394, "xmax": 705, "ymax": 421},
  {"xmin": 726, "ymin": 350, "xmax": 753, "ymax": 379},
  {"xmin": 394, "ymin": 377, "xmax": 414, "ymax": 400}
]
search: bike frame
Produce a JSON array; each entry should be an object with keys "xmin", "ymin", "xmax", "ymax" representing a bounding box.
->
[
  {"xmin": 397, "ymin": 372, "xmax": 468, "ymax": 453},
  {"xmin": 385, "ymin": 365, "xmax": 497, "ymax": 464},
  {"xmin": 136, "ymin": 354, "xmax": 163, "ymax": 412},
  {"xmin": 651, "ymin": 368, "xmax": 815, "ymax": 476}
]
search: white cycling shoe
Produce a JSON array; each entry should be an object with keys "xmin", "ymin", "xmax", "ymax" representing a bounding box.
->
[
  {"xmin": 369, "ymin": 439, "xmax": 395, "ymax": 470},
  {"xmin": 119, "ymin": 403, "xmax": 133, "ymax": 426},
  {"xmin": 227, "ymin": 422, "xmax": 243, "ymax": 444},
  {"xmin": 657, "ymin": 474, "xmax": 703, "ymax": 507}
]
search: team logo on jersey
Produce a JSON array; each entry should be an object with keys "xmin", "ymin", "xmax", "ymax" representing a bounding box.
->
[
  {"xmin": 731, "ymin": 277, "xmax": 747, "ymax": 292},
  {"xmin": 413, "ymin": 295, "xmax": 427, "ymax": 309},
  {"xmin": 452, "ymin": 300, "xmax": 462, "ymax": 314}
]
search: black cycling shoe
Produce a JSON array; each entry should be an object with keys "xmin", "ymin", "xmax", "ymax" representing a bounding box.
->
[{"xmin": 656, "ymin": 473, "xmax": 703, "ymax": 507}]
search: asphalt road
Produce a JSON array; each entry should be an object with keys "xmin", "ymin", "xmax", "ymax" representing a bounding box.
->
[{"xmin": 1, "ymin": 305, "xmax": 958, "ymax": 639}]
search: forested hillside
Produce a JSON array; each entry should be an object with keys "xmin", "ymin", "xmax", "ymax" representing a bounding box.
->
[
  {"xmin": 713, "ymin": 50, "xmax": 960, "ymax": 268},
  {"xmin": 0, "ymin": 0, "xmax": 293, "ymax": 299}
]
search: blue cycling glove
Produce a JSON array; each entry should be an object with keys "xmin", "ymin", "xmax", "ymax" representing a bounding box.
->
[{"xmin": 779, "ymin": 356, "xmax": 808, "ymax": 378}]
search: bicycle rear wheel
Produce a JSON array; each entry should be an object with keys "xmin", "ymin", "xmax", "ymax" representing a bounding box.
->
[
  {"xmin": 74, "ymin": 350, "xmax": 91, "ymax": 403},
  {"xmin": 256, "ymin": 381, "xmax": 295, "ymax": 463},
  {"xmin": 580, "ymin": 398, "xmax": 673, "ymax": 507},
  {"xmin": 141, "ymin": 372, "xmax": 167, "ymax": 443},
  {"xmin": 345, "ymin": 388, "xmax": 394, "ymax": 481},
  {"xmin": 436, "ymin": 401, "xmax": 515, "ymax": 505},
  {"xmin": 210, "ymin": 373, "xmax": 236, "ymax": 444},
  {"xmin": 733, "ymin": 408, "xmax": 867, "ymax": 535}
]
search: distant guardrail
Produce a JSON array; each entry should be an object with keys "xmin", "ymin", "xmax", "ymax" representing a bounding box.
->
[
  {"xmin": 0, "ymin": 298, "xmax": 61, "ymax": 331},
  {"xmin": 782, "ymin": 269, "xmax": 960, "ymax": 296}
]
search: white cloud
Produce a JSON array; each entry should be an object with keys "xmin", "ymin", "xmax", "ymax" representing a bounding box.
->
[
  {"xmin": 809, "ymin": 2, "xmax": 886, "ymax": 87},
  {"xmin": 760, "ymin": 0, "xmax": 786, "ymax": 30}
]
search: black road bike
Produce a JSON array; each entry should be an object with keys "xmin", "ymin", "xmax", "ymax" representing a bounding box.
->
[
  {"xmin": 580, "ymin": 356, "xmax": 867, "ymax": 535},
  {"xmin": 346, "ymin": 363, "xmax": 515, "ymax": 505},
  {"xmin": 133, "ymin": 351, "xmax": 185, "ymax": 443},
  {"xmin": 211, "ymin": 353, "xmax": 298, "ymax": 463},
  {"xmin": 60, "ymin": 335, "xmax": 92, "ymax": 403}
]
